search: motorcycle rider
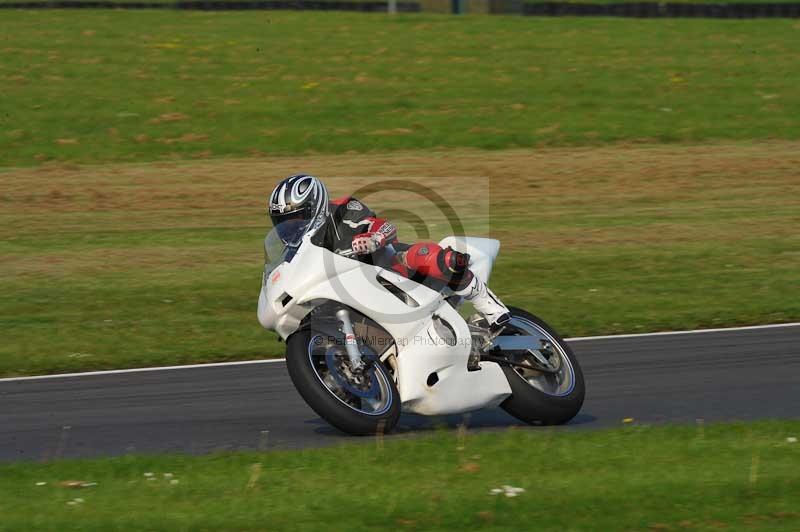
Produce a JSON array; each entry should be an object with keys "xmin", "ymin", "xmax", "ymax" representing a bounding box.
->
[{"xmin": 268, "ymin": 174, "xmax": 510, "ymax": 328}]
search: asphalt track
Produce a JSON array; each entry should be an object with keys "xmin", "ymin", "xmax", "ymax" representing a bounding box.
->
[{"xmin": 1, "ymin": 324, "xmax": 798, "ymax": 462}]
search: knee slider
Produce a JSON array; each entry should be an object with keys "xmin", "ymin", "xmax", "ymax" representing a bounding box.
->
[{"xmin": 438, "ymin": 247, "xmax": 470, "ymax": 274}]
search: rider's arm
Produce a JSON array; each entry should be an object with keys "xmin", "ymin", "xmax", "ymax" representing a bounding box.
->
[{"xmin": 351, "ymin": 216, "xmax": 397, "ymax": 255}]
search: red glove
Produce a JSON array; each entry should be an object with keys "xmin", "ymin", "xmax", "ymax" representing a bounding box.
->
[
  {"xmin": 351, "ymin": 219, "xmax": 397, "ymax": 255},
  {"xmin": 351, "ymin": 232, "xmax": 385, "ymax": 255}
]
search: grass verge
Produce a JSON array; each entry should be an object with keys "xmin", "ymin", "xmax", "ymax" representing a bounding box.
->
[
  {"xmin": 1, "ymin": 12, "xmax": 799, "ymax": 166},
  {"xmin": 522, "ymin": 0, "xmax": 800, "ymax": 4},
  {"xmin": 1, "ymin": 143, "xmax": 799, "ymax": 376},
  {"xmin": 1, "ymin": 421, "xmax": 799, "ymax": 530}
]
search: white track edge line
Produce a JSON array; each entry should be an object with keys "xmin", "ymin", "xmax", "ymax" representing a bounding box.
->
[
  {"xmin": 2, "ymin": 321, "xmax": 798, "ymax": 383},
  {"xmin": 565, "ymin": 321, "xmax": 800, "ymax": 341},
  {"xmin": 0, "ymin": 359, "xmax": 286, "ymax": 383}
]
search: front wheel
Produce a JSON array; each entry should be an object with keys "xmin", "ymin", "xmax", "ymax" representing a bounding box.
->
[
  {"xmin": 498, "ymin": 307, "xmax": 585, "ymax": 425},
  {"xmin": 285, "ymin": 329, "xmax": 401, "ymax": 435}
]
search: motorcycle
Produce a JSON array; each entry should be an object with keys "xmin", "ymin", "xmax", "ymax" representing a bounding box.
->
[{"xmin": 257, "ymin": 221, "xmax": 585, "ymax": 435}]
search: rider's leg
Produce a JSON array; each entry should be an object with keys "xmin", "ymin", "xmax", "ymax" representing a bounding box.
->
[
  {"xmin": 453, "ymin": 274, "xmax": 511, "ymax": 329},
  {"xmin": 399, "ymin": 242, "xmax": 510, "ymax": 328}
]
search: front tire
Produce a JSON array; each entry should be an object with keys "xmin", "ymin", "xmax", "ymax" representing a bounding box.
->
[
  {"xmin": 499, "ymin": 307, "xmax": 585, "ymax": 425},
  {"xmin": 285, "ymin": 329, "xmax": 401, "ymax": 436}
]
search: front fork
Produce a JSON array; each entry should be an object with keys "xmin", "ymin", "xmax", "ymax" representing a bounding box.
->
[{"xmin": 335, "ymin": 308, "xmax": 365, "ymax": 371}]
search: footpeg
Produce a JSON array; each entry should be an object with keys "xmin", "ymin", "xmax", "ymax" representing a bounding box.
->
[
  {"xmin": 467, "ymin": 320, "xmax": 488, "ymax": 372},
  {"xmin": 467, "ymin": 349, "xmax": 482, "ymax": 371},
  {"xmin": 489, "ymin": 312, "xmax": 511, "ymax": 333},
  {"xmin": 467, "ymin": 312, "xmax": 510, "ymax": 371}
]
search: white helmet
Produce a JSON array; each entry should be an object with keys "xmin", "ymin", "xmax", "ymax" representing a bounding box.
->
[{"xmin": 268, "ymin": 174, "xmax": 329, "ymax": 245}]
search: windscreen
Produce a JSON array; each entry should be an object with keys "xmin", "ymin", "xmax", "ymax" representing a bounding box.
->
[{"xmin": 264, "ymin": 220, "xmax": 308, "ymax": 275}]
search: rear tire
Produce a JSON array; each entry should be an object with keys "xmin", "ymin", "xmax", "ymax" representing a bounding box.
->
[
  {"xmin": 285, "ymin": 328, "xmax": 401, "ymax": 436},
  {"xmin": 499, "ymin": 307, "xmax": 585, "ymax": 425}
]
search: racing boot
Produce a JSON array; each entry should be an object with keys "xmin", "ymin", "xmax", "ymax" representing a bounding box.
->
[{"xmin": 454, "ymin": 274, "xmax": 511, "ymax": 331}]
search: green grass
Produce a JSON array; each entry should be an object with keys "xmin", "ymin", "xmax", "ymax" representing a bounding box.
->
[
  {"xmin": 0, "ymin": 0, "xmax": 410, "ymax": 3},
  {"xmin": 1, "ymin": 11, "xmax": 799, "ymax": 376},
  {"xmin": 1, "ymin": 421, "xmax": 799, "ymax": 531},
  {"xmin": 1, "ymin": 12, "xmax": 800, "ymax": 167},
  {"xmin": 2, "ymin": 143, "xmax": 799, "ymax": 376},
  {"xmin": 523, "ymin": 0, "xmax": 800, "ymax": 4}
]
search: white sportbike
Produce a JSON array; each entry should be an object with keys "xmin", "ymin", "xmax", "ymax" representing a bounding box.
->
[{"xmin": 258, "ymin": 223, "xmax": 585, "ymax": 435}]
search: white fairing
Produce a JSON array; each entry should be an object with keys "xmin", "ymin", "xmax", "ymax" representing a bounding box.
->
[{"xmin": 257, "ymin": 234, "xmax": 511, "ymax": 416}]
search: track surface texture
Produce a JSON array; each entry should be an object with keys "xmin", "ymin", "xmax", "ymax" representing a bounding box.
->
[{"xmin": 1, "ymin": 325, "xmax": 798, "ymax": 462}]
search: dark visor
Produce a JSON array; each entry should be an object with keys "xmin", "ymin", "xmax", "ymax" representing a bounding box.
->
[{"xmin": 271, "ymin": 211, "xmax": 311, "ymax": 245}]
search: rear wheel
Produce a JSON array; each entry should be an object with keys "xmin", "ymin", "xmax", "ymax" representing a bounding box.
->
[
  {"xmin": 498, "ymin": 307, "xmax": 585, "ymax": 425},
  {"xmin": 285, "ymin": 329, "xmax": 401, "ymax": 435}
]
